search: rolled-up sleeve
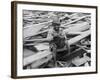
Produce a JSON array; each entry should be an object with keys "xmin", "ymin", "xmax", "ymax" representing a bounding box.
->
[
  {"xmin": 47, "ymin": 28, "xmax": 53, "ymax": 40},
  {"xmin": 62, "ymin": 30, "xmax": 68, "ymax": 39}
]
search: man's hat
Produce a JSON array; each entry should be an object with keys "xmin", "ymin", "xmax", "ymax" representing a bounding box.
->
[{"xmin": 49, "ymin": 13, "xmax": 60, "ymax": 24}]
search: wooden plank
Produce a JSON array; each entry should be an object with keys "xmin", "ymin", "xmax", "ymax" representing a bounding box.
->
[
  {"xmin": 24, "ymin": 21, "xmax": 51, "ymax": 38},
  {"xmin": 30, "ymin": 55, "xmax": 52, "ymax": 68},
  {"xmin": 67, "ymin": 30, "xmax": 90, "ymax": 45},
  {"xmin": 63, "ymin": 22, "xmax": 90, "ymax": 33},
  {"xmin": 24, "ymin": 50, "xmax": 51, "ymax": 66},
  {"xmin": 68, "ymin": 32, "xmax": 83, "ymax": 35},
  {"xmin": 23, "ymin": 49, "xmax": 36, "ymax": 58},
  {"xmin": 62, "ymin": 15, "xmax": 90, "ymax": 26}
]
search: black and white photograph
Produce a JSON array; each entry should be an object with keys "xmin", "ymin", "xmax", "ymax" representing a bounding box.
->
[
  {"xmin": 11, "ymin": 1, "xmax": 97, "ymax": 78},
  {"xmin": 23, "ymin": 10, "xmax": 91, "ymax": 69}
]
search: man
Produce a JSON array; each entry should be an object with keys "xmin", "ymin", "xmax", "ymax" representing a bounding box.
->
[
  {"xmin": 47, "ymin": 15, "xmax": 68, "ymax": 67},
  {"xmin": 48, "ymin": 15, "xmax": 67, "ymax": 49}
]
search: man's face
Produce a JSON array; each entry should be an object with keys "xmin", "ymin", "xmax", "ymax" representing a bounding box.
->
[{"xmin": 54, "ymin": 25, "xmax": 59, "ymax": 31}]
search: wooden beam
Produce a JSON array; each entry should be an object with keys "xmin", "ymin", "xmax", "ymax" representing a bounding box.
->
[
  {"xmin": 63, "ymin": 22, "xmax": 90, "ymax": 33},
  {"xmin": 62, "ymin": 15, "xmax": 90, "ymax": 26},
  {"xmin": 24, "ymin": 50, "xmax": 51, "ymax": 66},
  {"xmin": 24, "ymin": 21, "xmax": 51, "ymax": 38},
  {"xmin": 67, "ymin": 32, "xmax": 83, "ymax": 35},
  {"xmin": 30, "ymin": 55, "xmax": 52, "ymax": 68},
  {"xmin": 67, "ymin": 30, "xmax": 90, "ymax": 45}
]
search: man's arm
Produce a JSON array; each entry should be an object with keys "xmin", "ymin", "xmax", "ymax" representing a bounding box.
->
[
  {"xmin": 62, "ymin": 30, "xmax": 68, "ymax": 40},
  {"xmin": 46, "ymin": 28, "xmax": 53, "ymax": 40}
]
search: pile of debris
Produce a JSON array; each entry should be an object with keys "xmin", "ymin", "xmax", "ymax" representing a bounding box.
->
[{"xmin": 23, "ymin": 10, "xmax": 91, "ymax": 69}]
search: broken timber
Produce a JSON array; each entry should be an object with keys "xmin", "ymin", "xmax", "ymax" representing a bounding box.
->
[
  {"xmin": 24, "ymin": 49, "xmax": 51, "ymax": 66},
  {"xmin": 24, "ymin": 22, "xmax": 90, "ymax": 42},
  {"xmin": 24, "ymin": 15, "xmax": 90, "ymax": 39},
  {"xmin": 24, "ymin": 30, "xmax": 90, "ymax": 67}
]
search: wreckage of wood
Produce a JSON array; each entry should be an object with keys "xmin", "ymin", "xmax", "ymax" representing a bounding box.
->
[
  {"xmin": 67, "ymin": 30, "xmax": 90, "ymax": 45},
  {"xmin": 57, "ymin": 30, "xmax": 90, "ymax": 52},
  {"xmin": 24, "ymin": 21, "xmax": 52, "ymax": 38},
  {"xmin": 24, "ymin": 49, "xmax": 51, "ymax": 66},
  {"xmin": 23, "ymin": 15, "xmax": 90, "ymax": 39},
  {"xmin": 24, "ymin": 22, "xmax": 90, "ymax": 43},
  {"xmin": 23, "ymin": 30, "xmax": 90, "ymax": 67},
  {"xmin": 62, "ymin": 15, "xmax": 90, "ymax": 26}
]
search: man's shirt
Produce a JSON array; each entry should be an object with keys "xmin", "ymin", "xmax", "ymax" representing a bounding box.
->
[{"xmin": 47, "ymin": 27, "xmax": 67, "ymax": 40}]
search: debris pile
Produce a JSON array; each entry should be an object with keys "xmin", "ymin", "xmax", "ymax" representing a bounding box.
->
[{"xmin": 23, "ymin": 10, "xmax": 91, "ymax": 69}]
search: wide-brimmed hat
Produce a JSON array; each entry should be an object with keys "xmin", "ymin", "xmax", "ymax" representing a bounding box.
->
[
  {"xmin": 49, "ymin": 15, "xmax": 60, "ymax": 26},
  {"xmin": 49, "ymin": 13, "xmax": 60, "ymax": 23}
]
